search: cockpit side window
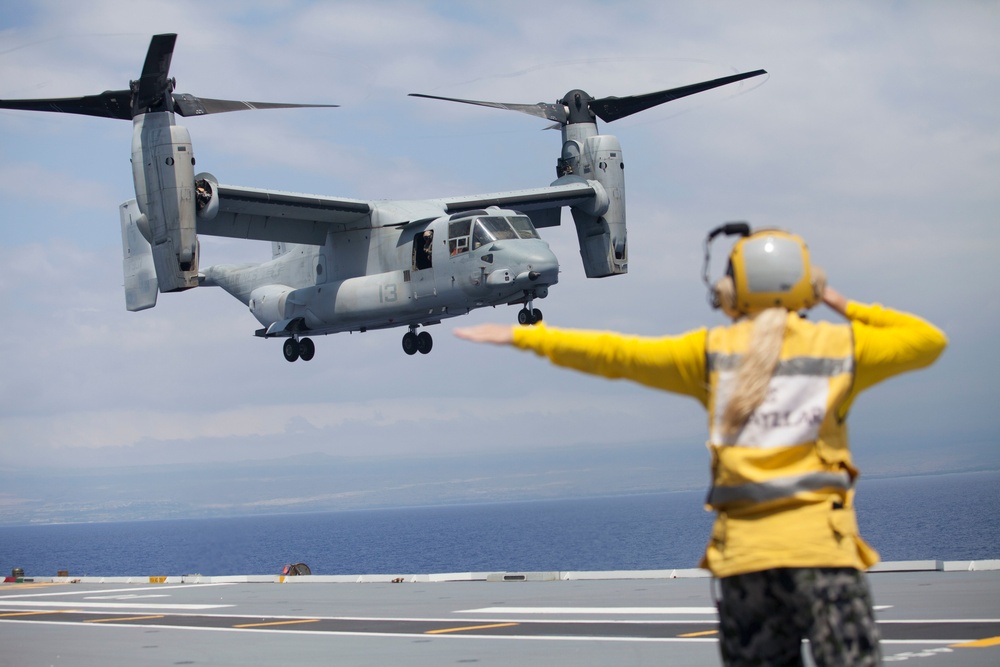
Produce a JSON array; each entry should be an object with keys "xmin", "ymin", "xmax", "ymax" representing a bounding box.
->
[
  {"xmin": 450, "ymin": 237, "xmax": 469, "ymax": 256},
  {"xmin": 449, "ymin": 220, "xmax": 472, "ymax": 238},
  {"xmin": 509, "ymin": 215, "xmax": 540, "ymax": 239},
  {"xmin": 449, "ymin": 219, "xmax": 472, "ymax": 256}
]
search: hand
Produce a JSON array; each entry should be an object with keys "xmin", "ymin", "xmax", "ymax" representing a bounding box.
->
[
  {"xmin": 823, "ymin": 286, "xmax": 849, "ymax": 317},
  {"xmin": 453, "ymin": 323, "xmax": 516, "ymax": 345}
]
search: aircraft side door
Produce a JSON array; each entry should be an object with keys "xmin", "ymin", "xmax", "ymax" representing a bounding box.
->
[{"xmin": 411, "ymin": 228, "xmax": 436, "ymax": 299}]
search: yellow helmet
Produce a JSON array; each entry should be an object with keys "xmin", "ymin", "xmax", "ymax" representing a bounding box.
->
[{"xmin": 723, "ymin": 229, "xmax": 820, "ymax": 315}]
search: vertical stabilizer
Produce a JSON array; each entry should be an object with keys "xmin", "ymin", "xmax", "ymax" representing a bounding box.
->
[{"xmin": 120, "ymin": 199, "xmax": 158, "ymax": 311}]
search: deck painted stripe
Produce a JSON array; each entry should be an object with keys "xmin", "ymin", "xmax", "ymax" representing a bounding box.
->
[
  {"xmin": 951, "ymin": 636, "xmax": 1000, "ymax": 648},
  {"xmin": 233, "ymin": 619, "xmax": 322, "ymax": 629},
  {"xmin": 427, "ymin": 622, "xmax": 520, "ymax": 635},
  {"xmin": 0, "ymin": 610, "xmax": 68, "ymax": 617},
  {"xmin": 0, "ymin": 618, "xmax": 723, "ymax": 642},
  {"xmin": 0, "ymin": 601, "xmax": 233, "ymax": 610},
  {"xmin": 678, "ymin": 629, "xmax": 719, "ymax": 638},
  {"xmin": 460, "ymin": 607, "xmax": 718, "ymax": 615},
  {"xmin": 84, "ymin": 615, "xmax": 165, "ymax": 624},
  {"xmin": 1, "ymin": 618, "xmax": 986, "ymax": 646},
  {"xmin": 0, "ymin": 582, "xmax": 234, "ymax": 599},
  {"xmin": 879, "ymin": 619, "xmax": 1000, "ymax": 624}
]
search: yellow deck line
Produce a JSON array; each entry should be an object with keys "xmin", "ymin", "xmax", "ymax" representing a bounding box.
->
[
  {"xmin": 951, "ymin": 636, "xmax": 1000, "ymax": 648},
  {"xmin": 678, "ymin": 629, "xmax": 719, "ymax": 638},
  {"xmin": 0, "ymin": 610, "xmax": 68, "ymax": 617},
  {"xmin": 426, "ymin": 622, "xmax": 520, "ymax": 635},
  {"xmin": 233, "ymin": 619, "xmax": 321, "ymax": 629},
  {"xmin": 84, "ymin": 615, "xmax": 165, "ymax": 624}
]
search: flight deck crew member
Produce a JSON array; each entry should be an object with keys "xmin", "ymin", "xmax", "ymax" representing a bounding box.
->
[{"xmin": 454, "ymin": 227, "xmax": 947, "ymax": 667}]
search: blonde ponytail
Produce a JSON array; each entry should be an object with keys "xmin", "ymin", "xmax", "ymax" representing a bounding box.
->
[{"xmin": 721, "ymin": 307, "xmax": 788, "ymax": 435}]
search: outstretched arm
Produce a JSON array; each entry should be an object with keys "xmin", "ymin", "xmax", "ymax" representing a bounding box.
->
[
  {"xmin": 454, "ymin": 322, "xmax": 710, "ymax": 404},
  {"xmin": 453, "ymin": 323, "xmax": 515, "ymax": 346}
]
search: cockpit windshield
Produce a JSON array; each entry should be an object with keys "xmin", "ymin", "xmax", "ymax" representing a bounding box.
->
[
  {"xmin": 472, "ymin": 217, "xmax": 517, "ymax": 249},
  {"xmin": 470, "ymin": 216, "xmax": 539, "ymax": 250},
  {"xmin": 508, "ymin": 215, "xmax": 540, "ymax": 240},
  {"xmin": 450, "ymin": 214, "xmax": 542, "ymax": 255}
]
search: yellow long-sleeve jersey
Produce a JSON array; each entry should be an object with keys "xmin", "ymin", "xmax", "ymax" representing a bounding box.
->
[{"xmin": 512, "ymin": 302, "xmax": 947, "ymax": 576}]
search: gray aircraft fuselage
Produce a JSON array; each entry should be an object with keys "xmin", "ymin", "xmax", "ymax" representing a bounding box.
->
[{"xmin": 200, "ymin": 206, "xmax": 558, "ymax": 338}]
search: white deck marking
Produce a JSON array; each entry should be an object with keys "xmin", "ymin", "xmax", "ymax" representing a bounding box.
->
[
  {"xmin": 0, "ymin": 601, "xmax": 233, "ymax": 610},
  {"xmin": 0, "ymin": 582, "xmax": 234, "ymax": 600},
  {"xmin": 459, "ymin": 607, "xmax": 717, "ymax": 615},
  {"xmin": 84, "ymin": 594, "xmax": 171, "ymax": 600}
]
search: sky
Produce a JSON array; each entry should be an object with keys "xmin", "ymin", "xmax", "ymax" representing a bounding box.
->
[{"xmin": 0, "ymin": 1, "xmax": 997, "ymax": 483}]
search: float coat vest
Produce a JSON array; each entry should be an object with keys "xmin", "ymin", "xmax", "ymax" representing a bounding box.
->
[{"xmin": 700, "ymin": 313, "xmax": 880, "ymax": 577}]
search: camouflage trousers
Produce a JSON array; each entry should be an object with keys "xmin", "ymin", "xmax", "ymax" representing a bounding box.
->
[{"xmin": 716, "ymin": 567, "xmax": 882, "ymax": 667}]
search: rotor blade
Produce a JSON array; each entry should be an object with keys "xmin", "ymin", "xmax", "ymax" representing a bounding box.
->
[
  {"xmin": 590, "ymin": 69, "xmax": 767, "ymax": 123},
  {"xmin": 409, "ymin": 93, "xmax": 568, "ymax": 125},
  {"xmin": 172, "ymin": 95, "xmax": 339, "ymax": 117},
  {"xmin": 134, "ymin": 33, "xmax": 177, "ymax": 112},
  {"xmin": 0, "ymin": 90, "xmax": 133, "ymax": 120}
]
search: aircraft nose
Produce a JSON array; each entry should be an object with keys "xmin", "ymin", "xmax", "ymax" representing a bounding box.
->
[{"xmin": 521, "ymin": 246, "xmax": 560, "ymax": 285}]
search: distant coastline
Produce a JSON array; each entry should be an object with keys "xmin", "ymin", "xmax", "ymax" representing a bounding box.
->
[{"xmin": 1, "ymin": 436, "xmax": 997, "ymax": 526}]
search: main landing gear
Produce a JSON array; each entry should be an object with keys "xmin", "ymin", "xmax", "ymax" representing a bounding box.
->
[
  {"xmin": 402, "ymin": 326, "xmax": 433, "ymax": 355},
  {"xmin": 283, "ymin": 337, "xmax": 315, "ymax": 362},
  {"xmin": 517, "ymin": 306, "xmax": 543, "ymax": 325}
]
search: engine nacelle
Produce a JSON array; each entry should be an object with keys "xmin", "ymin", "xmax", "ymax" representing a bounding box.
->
[
  {"xmin": 249, "ymin": 284, "xmax": 297, "ymax": 326},
  {"xmin": 131, "ymin": 112, "xmax": 200, "ymax": 292},
  {"xmin": 194, "ymin": 171, "xmax": 220, "ymax": 221},
  {"xmin": 558, "ymin": 132, "xmax": 628, "ymax": 278}
]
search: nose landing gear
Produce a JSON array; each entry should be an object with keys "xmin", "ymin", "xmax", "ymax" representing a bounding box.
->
[
  {"xmin": 517, "ymin": 292, "xmax": 543, "ymax": 326},
  {"xmin": 402, "ymin": 326, "xmax": 433, "ymax": 355},
  {"xmin": 516, "ymin": 289, "xmax": 544, "ymax": 325}
]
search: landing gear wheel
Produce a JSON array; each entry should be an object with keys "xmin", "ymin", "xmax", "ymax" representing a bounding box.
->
[
  {"xmin": 402, "ymin": 331, "xmax": 419, "ymax": 355},
  {"xmin": 518, "ymin": 307, "xmax": 542, "ymax": 325},
  {"xmin": 416, "ymin": 331, "xmax": 433, "ymax": 354},
  {"xmin": 283, "ymin": 338, "xmax": 300, "ymax": 362},
  {"xmin": 298, "ymin": 337, "xmax": 315, "ymax": 362}
]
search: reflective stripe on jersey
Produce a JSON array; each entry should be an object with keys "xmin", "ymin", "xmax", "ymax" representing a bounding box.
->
[{"xmin": 706, "ymin": 469, "xmax": 852, "ymax": 507}]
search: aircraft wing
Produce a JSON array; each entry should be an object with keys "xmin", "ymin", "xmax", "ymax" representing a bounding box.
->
[
  {"xmin": 197, "ymin": 184, "xmax": 374, "ymax": 245},
  {"xmin": 435, "ymin": 179, "xmax": 599, "ymax": 228},
  {"xmin": 196, "ymin": 179, "xmax": 599, "ymax": 244}
]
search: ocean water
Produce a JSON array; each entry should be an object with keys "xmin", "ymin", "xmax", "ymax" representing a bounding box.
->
[{"xmin": 1, "ymin": 471, "xmax": 997, "ymax": 578}]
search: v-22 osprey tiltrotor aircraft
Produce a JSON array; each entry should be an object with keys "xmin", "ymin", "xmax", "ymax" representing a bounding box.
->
[{"xmin": 0, "ymin": 34, "xmax": 764, "ymax": 361}]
